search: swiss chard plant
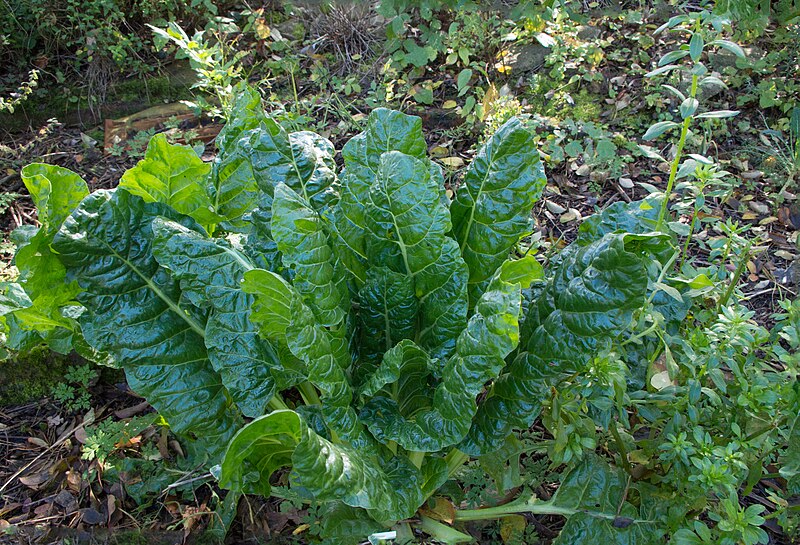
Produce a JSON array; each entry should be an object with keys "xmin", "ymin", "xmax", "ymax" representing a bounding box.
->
[{"xmin": 3, "ymin": 86, "xmax": 796, "ymax": 543}]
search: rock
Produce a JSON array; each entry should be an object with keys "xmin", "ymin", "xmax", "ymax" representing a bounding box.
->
[
  {"xmin": 576, "ymin": 25, "xmax": 601, "ymax": 40},
  {"xmin": 707, "ymin": 50, "xmax": 738, "ymax": 70},
  {"xmin": 505, "ymin": 43, "xmax": 549, "ymax": 74},
  {"xmin": 748, "ymin": 201, "xmax": 770, "ymax": 215},
  {"xmin": 590, "ymin": 170, "xmax": 609, "ymax": 183},
  {"xmin": 560, "ymin": 208, "xmax": 582, "ymax": 223},
  {"xmin": 275, "ymin": 20, "xmax": 306, "ymax": 42},
  {"xmin": 81, "ymin": 508, "xmax": 105, "ymax": 525},
  {"xmin": 618, "ymin": 177, "xmax": 635, "ymax": 189}
]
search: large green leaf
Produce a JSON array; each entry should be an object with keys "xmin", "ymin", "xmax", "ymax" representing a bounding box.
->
[
  {"xmin": 233, "ymin": 120, "xmax": 338, "ymax": 272},
  {"xmin": 218, "ymin": 409, "xmax": 424, "ymax": 521},
  {"xmin": 210, "ymin": 140, "xmax": 262, "ymax": 231},
  {"xmin": 245, "ymin": 204, "xmax": 282, "ymax": 272},
  {"xmin": 462, "ymin": 233, "xmax": 669, "ymax": 455},
  {"xmin": 119, "ymin": 134, "xmax": 219, "ymax": 231},
  {"xmin": 285, "ymin": 299, "xmax": 370, "ymax": 446},
  {"xmin": 450, "ymin": 117, "xmax": 546, "ymax": 305},
  {"xmin": 21, "ymin": 163, "xmax": 89, "ymax": 238},
  {"xmin": 365, "ymin": 151, "xmax": 468, "ymax": 360},
  {"xmin": 243, "ymin": 265, "xmax": 367, "ymax": 446},
  {"xmin": 360, "ymin": 258, "xmax": 539, "ymax": 451},
  {"xmin": 271, "ymin": 183, "xmax": 349, "ymax": 327},
  {"xmin": 152, "ymin": 218, "xmax": 284, "ymax": 417},
  {"xmin": 318, "ymin": 503, "xmax": 386, "ymax": 545},
  {"xmin": 7, "ymin": 165, "xmax": 90, "ymax": 354},
  {"xmin": 241, "ymin": 268, "xmax": 295, "ymax": 342},
  {"xmin": 576, "ymin": 197, "xmax": 661, "ymax": 245},
  {"xmin": 356, "ymin": 266, "xmax": 418, "ymax": 379},
  {"xmin": 363, "ymin": 107, "xmax": 428, "ymax": 169},
  {"xmin": 550, "ymin": 456, "xmax": 659, "ymax": 544},
  {"xmin": 242, "ymin": 121, "xmax": 338, "ymax": 213},
  {"xmin": 331, "ymin": 108, "xmax": 428, "ymax": 284},
  {"xmin": 52, "ymin": 189, "xmax": 241, "ymax": 459}
]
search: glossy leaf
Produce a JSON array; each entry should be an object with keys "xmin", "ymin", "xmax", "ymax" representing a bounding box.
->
[
  {"xmin": 356, "ymin": 266, "xmax": 418, "ymax": 379},
  {"xmin": 271, "ymin": 182, "xmax": 349, "ymax": 327},
  {"xmin": 576, "ymin": 198, "xmax": 661, "ymax": 244},
  {"xmin": 219, "ymin": 410, "xmax": 424, "ymax": 521},
  {"xmin": 689, "ymin": 33, "xmax": 704, "ymax": 61},
  {"xmin": 210, "ymin": 141, "xmax": 262, "ymax": 231},
  {"xmin": 8, "ymin": 165, "xmax": 90, "ymax": 354},
  {"xmin": 152, "ymin": 218, "xmax": 282, "ymax": 417},
  {"xmin": 332, "ymin": 108, "xmax": 428, "ymax": 284},
  {"xmin": 365, "ymin": 151, "xmax": 468, "ymax": 359},
  {"xmin": 241, "ymin": 268, "xmax": 295, "ymax": 342},
  {"xmin": 21, "ymin": 163, "xmax": 89, "ymax": 238},
  {"xmin": 241, "ymin": 120, "xmax": 338, "ymax": 213},
  {"xmin": 709, "ymin": 39, "xmax": 745, "ymax": 58},
  {"xmin": 551, "ymin": 456, "xmax": 659, "ymax": 544},
  {"xmin": 360, "ymin": 259, "xmax": 538, "ymax": 451},
  {"xmin": 462, "ymin": 233, "xmax": 669, "ymax": 454},
  {"xmin": 215, "ymin": 84, "xmax": 267, "ymax": 154},
  {"xmin": 694, "ymin": 110, "xmax": 739, "ymax": 119},
  {"xmin": 643, "ymin": 121, "xmax": 678, "ymax": 141},
  {"xmin": 119, "ymin": 134, "xmax": 219, "ymax": 231},
  {"xmin": 52, "ymin": 189, "xmax": 241, "ymax": 459},
  {"xmin": 450, "ymin": 117, "xmax": 546, "ymax": 305}
]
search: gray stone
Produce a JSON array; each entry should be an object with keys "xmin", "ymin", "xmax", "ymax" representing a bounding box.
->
[
  {"xmin": 506, "ymin": 43, "xmax": 549, "ymax": 74},
  {"xmin": 576, "ymin": 25, "xmax": 602, "ymax": 40}
]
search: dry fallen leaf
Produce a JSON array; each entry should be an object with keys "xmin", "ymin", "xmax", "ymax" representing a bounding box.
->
[
  {"xmin": 439, "ymin": 157, "xmax": 464, "ymax": 169},
  {"xmin": 500, "ymin": 514, "xmax": 527, "ymax": 543},
  {"xmin": 419, "ymin": 497, "xmax": 456, "ymax": 524},
  {"xmin": 560, "ymin": 208, "xmax": 582, "ymax": 223},
  {"xmin": 545, "ymin": 200, "xmax": 567, "ymax": 214},
  {"xmin": 19, "ymin": 472, "xmax": 50, "ymax": 489},
  {"xmin": 27, "ymin": 437, "xmax": 48, "ymax": 448}
]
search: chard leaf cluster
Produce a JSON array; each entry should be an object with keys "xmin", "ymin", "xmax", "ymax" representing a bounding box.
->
[{"xmin": 4, "ymin": 86, "xmax": 796, "ymax": 544}]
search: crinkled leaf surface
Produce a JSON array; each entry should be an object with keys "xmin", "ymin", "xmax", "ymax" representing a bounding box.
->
[
  {"xmin": 577, "ymin": 197, "xmax": 661, "ymax": 245},
  {"xmin": 462, "ymin": 233, "xmax": 669, "ymax": 454},
  {"xmin": 241, "ymin": 268, "xmax": 295, "ymax": 342},
  {"xmin": 332, "ymin": 108, "xmax": 428, "ymax": 284},
  {"xmin": 365, "ymin": 151, "xmax": 468, "ymax": 360},
  {"xmin": 219, "ymin": 410, "xmax": 424, "ymax": 521},
  {"xmin": 21, "ymin": 163, "xmax": 89, "ymax": 238},
  {"xmin": 360, "ymin": 258, "xmax": 536, "ymax": 451},
  {"xmin": 242, "ymin": 121, "xmax": 338, "ymax": 213},
  {"xmin": 119, "ymin": 134, "xmax": 219, "ymax": 231},
  {"xmin": 243, "ymin": 265, "xmax": 367, "ymax": 446},
  {"xmin": 215, "ymin": 84, "xmax": 268, "ymax": 155},
  {"xmin": 450, "ymin": 117, "xmax": 546, "ymax": 305},
  {"xmin": 271, "ymin": 182, "xmax": 349, "ymax": 327},
  {"xmin": 356, "ymin": 266, "xmax": 418, "ymax": 379},
  {"xmin": 52, "ymin": 190, "xmax": 241, "ymax": 459},
  {"xmin": 211, "ymin": 145, "xmax": 262, "ymax": 232},
  {"xmin": 549, "ymin": 456, "xmax": 659, "ymax": 544},
  {"xmin": 152, "ymin": 218, "xmax": 284, "ymax": 417}
]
